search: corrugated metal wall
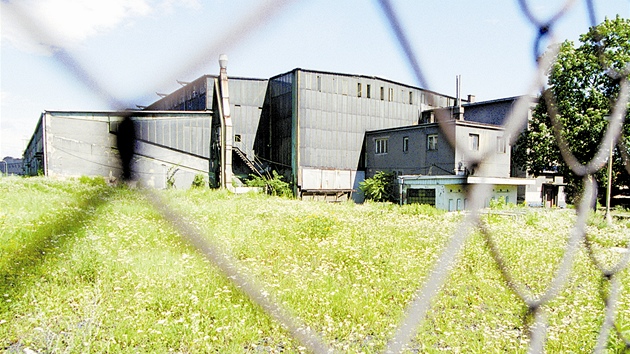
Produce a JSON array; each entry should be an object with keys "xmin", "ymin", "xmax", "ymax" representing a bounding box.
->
[
  {"xmin": 36, "ymin": 111, "xmax": 213, "ymax": 188},
  {"xmin": 23, "ymin": 116, "xmax": 45, "ymax": 175},
  {"xmin": 135, "ymin": 114, "xmax": 211, "ymax": 158},
  {"xmin": 228, "ymin": 79, "xmax": 268, "ymax": 159},
  {"xmin": 255, "ymin": 73, "xmax": 294, "ymax": 173},
  {"xmin": 297, "ymin": 70, "xmax": 452, "ymax": 171},
  {"xmin": 145, "ymin": 76, "xmax": 211, "ymax": 111}
]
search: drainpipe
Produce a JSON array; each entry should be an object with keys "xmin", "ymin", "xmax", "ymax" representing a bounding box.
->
[
  {"xmin": 399, "ymin": 176, "xmax": 404, "ymax": 205},
  {"xmin": 218, "ymin": 54, "xmax": 234, "ymax": 192}
]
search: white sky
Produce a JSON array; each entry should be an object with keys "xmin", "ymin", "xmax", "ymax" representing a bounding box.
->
[{"xmin": 1, "ymin": 0, "xmax": 629, "ymax": 158}]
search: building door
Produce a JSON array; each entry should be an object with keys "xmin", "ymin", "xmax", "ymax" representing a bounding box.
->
[{"xmin": 543, "ymin": 185, "xmax": 556, "ymax": 207}]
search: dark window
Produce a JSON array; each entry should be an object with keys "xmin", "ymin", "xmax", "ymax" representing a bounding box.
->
[
  {"xmin": 403, "ymin": 136, "xmax": 409, "ymax": 152},
  {"xmin": 357, "ymin": 83, "xmax": 362, "ymax": 97},
  {"xmin": 380, "ymin": 86, "xmax": 384, "ymax": 100},
  {"xmin": 367, "ymin": 84, "xmax": 371, "ymax": 98},
  {"xmin": 407, "ymin": 188, "xmax": 436, "ymax": 206}
]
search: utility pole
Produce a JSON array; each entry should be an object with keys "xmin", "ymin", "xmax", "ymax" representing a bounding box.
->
[{"xmin": 605, "ymin": 137, "xmax": 613, "ymax": 225}]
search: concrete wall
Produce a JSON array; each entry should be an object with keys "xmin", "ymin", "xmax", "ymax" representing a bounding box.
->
[
  {"xmin": 366, "ymin": 120, "xmax": 510, "ymax": 179},
  {"xmin": 453, "ymin": 122, "xmax": 510, "ymax": 178},
  {"xmin": 365, "ymin": 123, "xmax": 456, "ymax": 178},
  {"xmin": 400, "ymin": 182, "xmax": 518, "ymax": 210}
]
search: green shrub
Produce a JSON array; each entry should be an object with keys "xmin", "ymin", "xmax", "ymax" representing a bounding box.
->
[
  {"xmin": 246, "ymin": 171, "xmax": 292, "ymax": 197},
  {"xmin": 489, "ymin": 196, "xmax": 514, "ymax": 210},
  {"xmin": 360, "ymin": 171, "xmax": 395, "ymax": 202},
  {"xmin": 191, "ymin": 174, "xmax": 207, "ymax": 188}
]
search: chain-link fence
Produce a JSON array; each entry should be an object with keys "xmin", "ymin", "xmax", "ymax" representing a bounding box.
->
[{"xmin": 4, "ymin": 0, "xmax": 630, "ymax": 352}]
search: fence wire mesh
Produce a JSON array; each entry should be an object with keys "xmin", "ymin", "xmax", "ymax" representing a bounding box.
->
[{"xmin": 4, "ymin": 0, "xmax": 630, "ymax": 352}]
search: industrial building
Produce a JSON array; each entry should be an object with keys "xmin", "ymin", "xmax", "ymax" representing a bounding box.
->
[
  {"xmin": 23, "ymin": 111, "xmax": 212, "ymax": 189},
  {"xmin": 144, "ymin": 64, "xmax": 459, "ymax": 200},
  {"xmin": 363, "ymin": 96, "xmax": 566, "ymax": 209},
  {"xmin": 1, "ymin": 157, "xmax": 23, "ymax": 176},
  {"xmin": 364, "ymin": 98, "xmax": 532, "ymax": 210},
  {"xmin": 22, "ymin": 56, "xmax": 564, "ymax": 208}
]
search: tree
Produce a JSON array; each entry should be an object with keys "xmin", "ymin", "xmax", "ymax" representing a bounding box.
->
[{"xmin": 514, "ymin": 16, "xmax": 630, "ymax": 203}]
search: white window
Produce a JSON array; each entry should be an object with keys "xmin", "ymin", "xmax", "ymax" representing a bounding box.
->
[
  {"xmin": 427, "ymin": 134, "xmax": 438, "ymax": 150},
  {"xmin": 497, "ymin": 136, "xmax": 506, "ymax": 153},
  {"xmin": 388, "ymin": 87, "xmax": 394, "ymax": 101},
  {"xmin": 469, "ymin": 134, "xmax": 479, "ymax": 151},
  {"xmin": 357, "ymin": 83, "xmax": 362, "ymax": 97},
  {"xmin": 375, "ymin": 138, "xmax": 388, "ymax": 154}
]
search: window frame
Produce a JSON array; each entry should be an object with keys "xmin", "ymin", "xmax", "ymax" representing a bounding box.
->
[
  {"xmin": 469, "ymin": 133, "xmax": 480, "ymax": 151},
  {"xmin": 497, "ymin": 136, "xmax": 506, "ymax": 153},
  {"xmin": 427, "ymin": 134, "xmax": 438, "ymax": 151},
  {"xmin": 375, "ymin": 137, "xmax": 389, "ymax": 154}
]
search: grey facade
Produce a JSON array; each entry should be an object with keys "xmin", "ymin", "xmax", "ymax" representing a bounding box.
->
[
  {"xmin": 462, "ymin": 96, "xmax": 520, "ymax": 126},
  {"xmin": 146, "ymin": 75, "xmax": 268, "ymax": 185},
  {"xmin": 23, "ymin": 111, "xmax": 213, "ymax": 189},
  {"xmin": 253, "ymin": 69, "xmax": 458, "ymax": 200},
  {"xmin": 364, "ymin": 98, "xmax": 536, "ymax": 210},
  {"xmin": 145, "ymin": 68, "xmax": 459, "ymax": 198},
  {"xmin": 146, "ymin": 75, "xmax": 268, "ymax": 159},
  {"xmin": 365, "ymin": 119, "xmax": 510, "ymax": 179}
]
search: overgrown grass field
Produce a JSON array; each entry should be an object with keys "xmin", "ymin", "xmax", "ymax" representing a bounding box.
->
[{"xmin": 1, "ymin": 177, "xmax": 629, "ymax": 353}]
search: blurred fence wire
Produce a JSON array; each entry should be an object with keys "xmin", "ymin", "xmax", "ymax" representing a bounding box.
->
[{"xmin": 5, "ymin": 0, "xmax": 630, "ymax": 352}]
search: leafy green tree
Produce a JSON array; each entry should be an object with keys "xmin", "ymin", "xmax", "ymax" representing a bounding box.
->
[
  {"xmin": 360, "ymin": 171, "xmax": 396, "ymax": 202},
  {"xmin": 514, "ymin": 16, "xmax": 630, "ymax": 202}
]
